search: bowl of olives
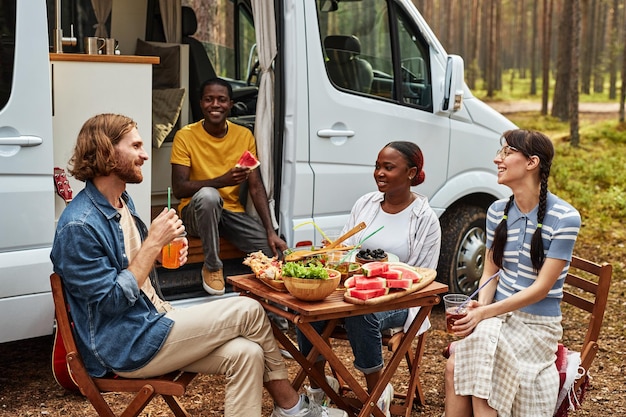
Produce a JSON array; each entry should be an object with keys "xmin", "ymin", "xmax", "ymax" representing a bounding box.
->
[{"xmin": 355, "ymin": 248, "xmax": 388, "ymax": 264}]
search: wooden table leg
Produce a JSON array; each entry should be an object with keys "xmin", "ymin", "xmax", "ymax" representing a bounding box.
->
[
  {"xmin": 297, "ymin": 321, "xmax": 379, "ymax": 417},
  {"xmin": 359, "ymin": 305, "xmax": 432, "ymax": 416},
  {"xmin": 325, "ymin": 304, "xmax": 435, "ymax": 417}
]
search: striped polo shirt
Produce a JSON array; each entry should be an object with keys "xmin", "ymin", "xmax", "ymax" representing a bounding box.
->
[{"xmin": 486, "ymin": 192, "xmax": 581, "ymax": 316}]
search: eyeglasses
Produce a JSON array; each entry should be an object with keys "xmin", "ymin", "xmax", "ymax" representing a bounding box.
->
[{"xmin": 495, "ymin": 145, "xmax": 519, "ymax": 160}]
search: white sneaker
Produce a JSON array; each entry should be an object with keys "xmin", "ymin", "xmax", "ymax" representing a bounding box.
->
[
  {"xmin": 271, "ymin": 394, "xmax": 348, "ymax": 417},
  {"xmin": 305, "ymin": 376, "xmax": 340, "ymax": 407},
  {"xmin": 375, "ymin": 383, "xmax": 394, "ymax": 417}
]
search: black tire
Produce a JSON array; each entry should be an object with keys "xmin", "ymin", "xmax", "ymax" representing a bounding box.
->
[{"xmin": 437, "ymin": 205, "xmax": 487, "ymax": 295}]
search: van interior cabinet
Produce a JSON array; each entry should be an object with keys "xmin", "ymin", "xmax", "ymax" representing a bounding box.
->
[{"xmin": 50, "ymin": 54, "xmax": 157, "ymax": 222}]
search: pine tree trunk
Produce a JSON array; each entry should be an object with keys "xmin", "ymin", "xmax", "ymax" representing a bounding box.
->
[
  {"xmin": 593, "ymin": 2, "xmax": 608, "ymax": 93},
  {"xmin": 608, "ymin": 0, "xmax": 619, "ymax": 100},
  {"xmin": 552, "ymin": 0, "xmax": 573, "ymax": 121},
  {"xmin": 570, "ymin": 0, "xmax": 581, "ymax": 147},
  {"xmin": 619, "ymin": 1, "xmax": 626, "ymax": 123},
  {"xmin": 541, "ymin": 0, "xmax": 553, "ymax": 115},
  {"xmin": 530, "ymin": 0, "xmax": 538, "ymax": 95},
  {"xmin": 518, "ymin": 0, "xmax": 527, "ymax": 79},
  {"xmin": 580, "ymin": 0, "xmax": 593, "ymax": 95}
]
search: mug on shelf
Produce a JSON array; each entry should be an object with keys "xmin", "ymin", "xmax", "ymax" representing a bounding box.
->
[
  {"xmin": 103, "ymin": 38, "xmax": 119, "ymax": 55},
  {"xmin": 84, "ymin": 37, "xmax": 104, "ymax": 55}
]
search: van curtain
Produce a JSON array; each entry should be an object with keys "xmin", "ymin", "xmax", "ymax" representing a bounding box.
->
[
  {"xmin": 159, "ymin": 0, "xmax": 182, "ymax": 44},
  {"xmin": 91, "ymin": 0, "xmax": 112, "ymax": 37},
  {"xmin": 249, "ymin": 0, "xmax": 279, "ymax": 229}
]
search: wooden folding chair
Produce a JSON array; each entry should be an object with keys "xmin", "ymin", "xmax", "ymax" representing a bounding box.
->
[
  {"xmin": 50, "ymin": 273, "xmax": 197, "ymax": 417},
  {"xmin": 558, "ymin": 255, "xmax": 612, "ymax": 401},
  {"xmin": 329, "ymin": 324, "xmax": 428, "ymax": 417}
]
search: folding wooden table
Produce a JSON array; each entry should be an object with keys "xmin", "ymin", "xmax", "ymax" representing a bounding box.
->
[{"xmin": 228, "ymin": 274, "xmax": 447, "ymax": 417}]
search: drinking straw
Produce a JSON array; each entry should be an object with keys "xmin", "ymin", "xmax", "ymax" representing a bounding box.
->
[
  {"xmin": 293, "ymin": 220, "xmax": 330, "ymax": 243},
  {"xmin": 456, "ymin": 271, "xmax": 500, "ymax": 312},
  {"xmin": 338, "ymin": 225, "xmax": 385, "ymax": 263},
  {"xmin": 167, "ymin": 187, "xmax": 172, "ymax": 256}
]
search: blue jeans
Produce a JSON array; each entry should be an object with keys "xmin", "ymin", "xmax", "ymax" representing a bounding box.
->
[{"xmin": 296, "ymin": 309, "xmax": 408, "ymax": 374}]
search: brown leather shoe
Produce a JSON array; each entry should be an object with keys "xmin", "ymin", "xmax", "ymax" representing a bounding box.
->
[{"xmin": 202, "ymin": 266, "xmax": 224, "ymax": 295}]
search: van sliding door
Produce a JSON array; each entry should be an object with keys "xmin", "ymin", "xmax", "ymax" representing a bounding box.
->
[
  {"xmin": 305, "ymin": 0, "xmax": 450, "ymax": 237},
  {"xmin": 0, "ymin": 0, "xmax": 56, "ymax": 343}
]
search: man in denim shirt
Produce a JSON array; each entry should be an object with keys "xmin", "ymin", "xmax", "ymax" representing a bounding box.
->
[{"xmin": 51, "ymin": 114, "xmax": 346, "ymax": 417}]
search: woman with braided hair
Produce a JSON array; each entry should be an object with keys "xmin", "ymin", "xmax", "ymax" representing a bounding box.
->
[{"xmin": 443, "ymin": 129, "xmax": 581, "ymax": 417}]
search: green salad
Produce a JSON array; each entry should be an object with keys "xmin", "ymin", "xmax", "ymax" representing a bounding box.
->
[{"xmin": 282, "ymin": 261, "xmax": 329, "ymax": 279}]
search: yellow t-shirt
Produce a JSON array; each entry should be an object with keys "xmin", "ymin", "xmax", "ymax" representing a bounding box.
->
[{"xmin": 170, "ymin": 120, "xmax": 257, "ymax": 213}]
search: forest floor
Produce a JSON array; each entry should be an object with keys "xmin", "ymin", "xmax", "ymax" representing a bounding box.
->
[
  {"xmin": 1, "ymin": 103, "xmax": 624, "ymax": 416},
  {"xmin": 485, "ymin": 100, "xmax": 621, "ymax": 114}
]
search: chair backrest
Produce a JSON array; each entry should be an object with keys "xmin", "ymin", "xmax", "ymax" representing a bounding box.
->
[
  {"xmin": 324, "ymin": 35, "xmax": 373, "ymax": 94},
  {"xmin": 561, "ymin": 255, "xmax": 612, "ymax": 392},
  {"xmin": 50, "ymin": 273, "xmax": 82, "ymax": 388},
  {"xmin": 182, "ymin": 6, "xmax": 218, "ymax": 122},
  {"xmin": 50, "ymin": 273, "xmax": 196, "ymax": 417}
]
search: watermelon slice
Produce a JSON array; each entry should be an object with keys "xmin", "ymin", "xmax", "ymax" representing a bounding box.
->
[
  {"xmin": 361, "ymin": 262, "xmax": 389, "ymax": 277},
  {"xmin": 389, "ymin": 265, "xmax": 422, "ymax": 283},
  {"xmin": 386, "ymin": 279, "xmax": 412, "ymax": 289},
  {"xmin": 236, "ymin": 150, "xmax": 260, "ymax": 170},
  {"xmin": 344, "ymin": 276, "xmax": 356, "ymax": 288},
  {"xmin": 355, "ymin": 276, "xmax": 386, "ymax": 290},
  {"xmin": 346, "ymin": 287, "xmax": 388, "ymax": 300},
  {"xmin": 380, "ymin": 270, "xmax": 403, "ymax": 280}
]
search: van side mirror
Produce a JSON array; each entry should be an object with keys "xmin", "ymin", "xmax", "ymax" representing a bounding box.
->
[{"xmin": 442, "ymin": 55, "xmax": 464, "ymax": 112}]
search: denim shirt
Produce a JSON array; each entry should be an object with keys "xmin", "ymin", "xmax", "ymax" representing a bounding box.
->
[{"xmin": 51, "ymin": 180, "xmax": 173, "ymax": 377}]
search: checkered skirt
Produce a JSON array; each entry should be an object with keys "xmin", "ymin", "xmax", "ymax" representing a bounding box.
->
[{"xmin": 454, "ymin": 311, "xmax": 562, "ymax": 417}]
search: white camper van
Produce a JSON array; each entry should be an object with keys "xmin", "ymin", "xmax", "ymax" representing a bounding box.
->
[{"xmin": 0, "ymin": 0, "xmax": 514, "ymax": 344}]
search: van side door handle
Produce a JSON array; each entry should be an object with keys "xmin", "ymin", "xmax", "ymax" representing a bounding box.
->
[
  {"xmin": 0, "ymin": 136, "xmax": 44, "ymax": 146},
  {"xmin": 317, "ymin": 129, "xmax": 355, "ymax": 138}
]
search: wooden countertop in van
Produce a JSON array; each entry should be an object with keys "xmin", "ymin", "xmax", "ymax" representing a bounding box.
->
[{"xmin": 50, "ymin": 53, "xmax": 159, "ymax": 65}]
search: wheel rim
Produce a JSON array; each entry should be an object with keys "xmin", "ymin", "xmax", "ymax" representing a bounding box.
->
[{"xmin": 454, "ymin": 226, "xmax": 486, "ymax": 295}]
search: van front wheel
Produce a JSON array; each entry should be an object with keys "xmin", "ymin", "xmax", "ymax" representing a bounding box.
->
[{"xmin": 437, "ymin": 205, "xmax": 486, "ymax": 295}]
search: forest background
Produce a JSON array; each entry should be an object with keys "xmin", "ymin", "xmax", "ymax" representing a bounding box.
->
[
  {"xmin": 189, "ymin": 0, "xmax": 626, "ymax": 143},
  {"xmin": 4, "ymin": 0, "xmax": 622, "ymax": 415}
]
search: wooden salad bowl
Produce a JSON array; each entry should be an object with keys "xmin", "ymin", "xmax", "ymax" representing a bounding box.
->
[{"xmin": 282, "ymin": 269, "xmax": 341, "ymax": 301}]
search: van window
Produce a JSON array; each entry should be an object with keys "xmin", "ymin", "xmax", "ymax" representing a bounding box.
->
[
  {"xmin": 236, "ymin": 4, "xmax": 257, "ymax": 83},
  {"xmin": 316, "ymin": 0, "xmax": 432, "ymax": 111},
  {"xmin": 179, "ymin": 0, "xmax": 237, "ymax": 81},
  {"xmin": 0, "ymin": 0, "xmax": 16, "ymax": 110}
]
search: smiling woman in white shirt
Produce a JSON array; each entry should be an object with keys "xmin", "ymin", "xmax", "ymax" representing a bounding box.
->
[{"xmin": 297, "ymin": 141, "xmax": 442, "ymax": 415}]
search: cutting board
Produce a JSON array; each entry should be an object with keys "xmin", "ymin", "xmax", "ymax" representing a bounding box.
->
[{"xmin": 343, "ymin": 266, "xmax": 437, "ymax": 305}]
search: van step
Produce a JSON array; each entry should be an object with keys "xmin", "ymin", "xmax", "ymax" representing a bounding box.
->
[{"xmin": 156, "ymin": 258, "xmax": 252, "ymax": 300}]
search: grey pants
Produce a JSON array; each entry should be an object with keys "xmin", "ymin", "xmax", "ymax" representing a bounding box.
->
[
  {"xmin": 181, "ymin": 187, "xmax": 288, "ymax": 330},
  {"xmin": 181, "ymin": 187, "xmax": 272, "ymax": 271}
]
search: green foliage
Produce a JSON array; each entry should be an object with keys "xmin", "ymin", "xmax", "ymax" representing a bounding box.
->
[
  {"xmin": 507, "ymin": 114, "xmax": 626, "ymax": 252},
  {"xmin": 472, "ymin": 70, "xmax": 619, "ymax": 103},
  {"xmin": 508, "ymin": 113, "xmax": 568, "ymax": 135}
]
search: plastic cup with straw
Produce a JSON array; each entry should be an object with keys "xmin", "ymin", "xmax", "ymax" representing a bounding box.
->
[
  {"xmin": 444, "ymin": 271, "xmax": 499, "ymax": 333},
  {"xmin": 456, "ymin": 271, "xmax": 500, "ymax": 312},
  {"xmin": 167, "ymin": 187, "xmax": 171, "ymax": 258}
]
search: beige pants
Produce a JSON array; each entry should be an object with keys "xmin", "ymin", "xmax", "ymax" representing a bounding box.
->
[{"xmin": 117, "ymin": 296, "xmax": 288, "ymax": 416}]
